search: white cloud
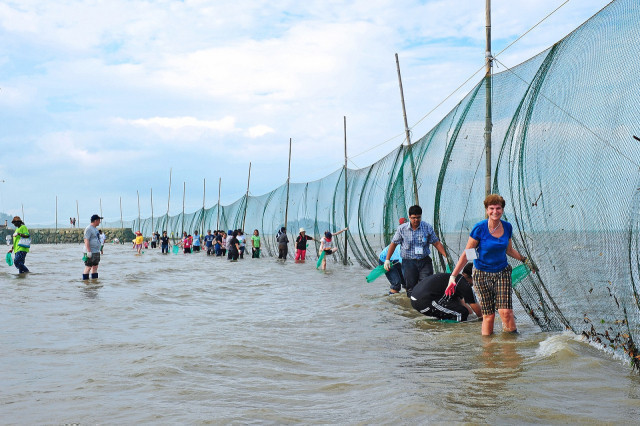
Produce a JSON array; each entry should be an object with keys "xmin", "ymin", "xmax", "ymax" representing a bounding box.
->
[
  {"xmin": 247, "ymin": 125, "xmax": 275, "ymax": 138},
  {"xmin": 124, "ymin": 116, "xmax": 237, "ymax": 132}
]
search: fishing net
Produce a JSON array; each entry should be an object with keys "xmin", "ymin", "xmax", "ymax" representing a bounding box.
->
[{"xmin": 133, "ymin": 0, "xmax": 640, "ymax": 367}]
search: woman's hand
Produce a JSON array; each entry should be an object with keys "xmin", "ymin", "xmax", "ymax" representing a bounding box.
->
[
  {"xmin": 523, "ymin": 257, "xmax": 538, "ymax": 273},
  {"xmin": 444, "ymin": 275, "xmax": 457, "ymax": 296}
]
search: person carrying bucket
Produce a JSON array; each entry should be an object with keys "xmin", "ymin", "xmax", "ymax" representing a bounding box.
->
[{"xmin": 8, "ymin": 216, "xmax": 30, "ymax": 274}]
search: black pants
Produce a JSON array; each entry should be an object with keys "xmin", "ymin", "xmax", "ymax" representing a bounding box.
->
[
  {"xmin": 411, "ymin": 296, "xmax": 469, "ymax": 322},
  {"xmin": 278, "ymin": 246, "xmax": 288, "ymax": 259},
  {"xmin": 402, "ymin": 256, "xmax": 434, "ymax": 297},
  {"xmin": 229, "ymin": 250, "xmax": 239, "ymax": 261}
]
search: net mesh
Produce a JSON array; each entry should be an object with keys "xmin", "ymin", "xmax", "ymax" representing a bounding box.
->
[{"xmin": 132, "ymin": 0, "xmax": 640, "ymax": 367}]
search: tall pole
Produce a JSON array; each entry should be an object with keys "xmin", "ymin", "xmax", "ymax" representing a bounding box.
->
[
  {"xmin": 55, "ymin": 196, "xmax": 58, "ymax": 245},
  {"xmin": 242, "ymin": 162, "xmax": 252, "ymax": 231},
  {"xmin": 202, "ymin": 178, "xmax": 206, "ymax": 236},
  {"xmin": 137, "ymin": 190, "xmax": 141, "ymax": 233},
  {"xmin": 395, "ymin": 53, "xmax": 420, "ymax": 205},
  {"xmin": 166, "ymin": 168, "xmax": 172, "ymax": 233},
  {"xmin": 485, "ymin": 0, "xmax": 493, "ymax": 197},
  {"xmin": 343, "ymin": 116, "xmax": 348, "ymax": 266},
  {"xmin": 216, "ymin": 178, "xmax": 221, "ymax": 232},
  {"xmin": 284, "ymin": 138, "xmax": 292, "ymax": 231},
  {"xmin": 21, "ymin": 203, "xmax": 24, "ymax": 222},
  {"xmin": 151, "ymin": 187, "xmax": 154, "ymax": 234},
  {"xmin": 119, "ymin": 196, "xmax": 123, "ymax": 230},
  {"xmin": 99, "ymin": 198, "xmax": 103, "ymax": 222},
  {"xmin": 76, "ymin": 200, "xmax": 80, "ymax": 229},
  {"xmin": 182, "ymin": 182, "xmax": 185, "ymax": 236}
]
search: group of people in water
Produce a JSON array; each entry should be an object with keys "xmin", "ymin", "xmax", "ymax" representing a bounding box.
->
[
  {"xmin": 380, "ymin": 194, "xmax": 536, "ymax": 335},
  {"xmin": 135, "ymin": 229, "xmax": 262, "ymax": 260},
  {"xmin": 7, "ymin": 193, "xmax": 534, "ymax": 335},
  {"xmin": 131, "ymin": 225, "xmax": 349, "ymax": 270}
]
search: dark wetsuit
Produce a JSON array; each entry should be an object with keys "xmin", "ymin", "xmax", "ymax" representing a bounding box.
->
[{"xmin": 410, "ymin": 273, "xmax": 476, "ymax": 322}]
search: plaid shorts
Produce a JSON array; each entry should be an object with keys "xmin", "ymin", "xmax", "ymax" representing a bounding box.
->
[
  {"xmin": 84, "ymin": 252, "xmax": 101, "ymax": 267},
  {"xmin": 472, "ymin": 265, "xmax": 512, "ymax": 315}
]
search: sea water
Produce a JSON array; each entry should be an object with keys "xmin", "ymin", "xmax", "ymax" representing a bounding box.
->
[{"xmin": 1, "ymin": 244, "xmax": 639, "ymax": 423}]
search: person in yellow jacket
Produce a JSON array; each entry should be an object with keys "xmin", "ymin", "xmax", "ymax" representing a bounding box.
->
[{"xmin": 8, "ymin": 216, "xmax": 30, "ymax": 273}]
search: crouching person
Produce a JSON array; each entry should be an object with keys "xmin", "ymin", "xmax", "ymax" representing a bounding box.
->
[{"xmin": 410, "ymin": 263, "xmax": 481, "ymax": 322}]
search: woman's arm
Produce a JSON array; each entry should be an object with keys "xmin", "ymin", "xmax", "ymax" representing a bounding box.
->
[
  {"xmin": 450, "ymin": 237, "xmax": 479, "ymax": 276},
  {"xmin": 506, "ymin": 239, "xmax": 524, "ymax": 261}
]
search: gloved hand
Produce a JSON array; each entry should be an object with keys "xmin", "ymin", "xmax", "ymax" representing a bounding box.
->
[
  {"xmin": 384, "ymin": 260, "xmax": 392, "ymax": 271},
  {"xmin": 444, "ymin": 275, "xmax": 457, "ymax": 296},
  {"xmin": 86, "ymin": 251, "xmax": 91, "ymax": 257}
]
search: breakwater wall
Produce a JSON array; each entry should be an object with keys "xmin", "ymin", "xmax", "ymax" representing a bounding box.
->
[{"xmin": 0, "ymin": 228, "xmax": 135, "ymax": 244}]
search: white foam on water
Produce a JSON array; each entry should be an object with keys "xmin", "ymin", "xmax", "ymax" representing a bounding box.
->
[{"xmin": 534, "ymin": 330, "xmax": 578, "ymax": 358}]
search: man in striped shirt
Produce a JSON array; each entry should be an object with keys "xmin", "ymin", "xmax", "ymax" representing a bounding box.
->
[{"xmin": 384, "ymin": 205, "xmax": 448, "ymax": 298}]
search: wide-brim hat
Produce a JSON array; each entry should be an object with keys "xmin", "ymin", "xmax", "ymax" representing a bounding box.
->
[
  {"xmin": 11, "ymin": 216, "xmax": 22, "ymax": 223},
  {"xmin": 299, "ymin": 228, "xmax": 305, "ymax": 233}
]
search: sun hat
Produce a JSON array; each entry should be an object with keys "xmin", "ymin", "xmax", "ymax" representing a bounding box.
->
[{"xmin": 299, "ymin": 228, "xmax": 305, "ymax": 233}]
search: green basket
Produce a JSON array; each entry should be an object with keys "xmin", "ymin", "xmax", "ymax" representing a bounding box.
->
[
  {"xmin": 366, "ymin": 264, "xmax": 387, "ymax": 283},
  {"xmin": 6, "ymin": 252, "xmax": 13, "ymax": 266},
  {"xmin": 316, "ymin": 250, "xmax": 326, "ymax": 269},
  {"xmin": 511, "ymin": 264, "xmax": 531, "ymax": 287}
]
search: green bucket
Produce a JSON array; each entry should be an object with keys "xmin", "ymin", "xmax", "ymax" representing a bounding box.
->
[{"xmin": 511, "ymin": 264, "xmax": 531, "ymax": 287}]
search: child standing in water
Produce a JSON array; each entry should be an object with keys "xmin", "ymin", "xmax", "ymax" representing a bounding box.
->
[
  {"xmin": 251, "ymin": 229, "xmax": 261, "ymax": 258},
  {"xmin": 183, "ymin": 233, "xmax": 193, "ymax": 254},
  {"xmin": 319, "ymin": 227, "xmax": 348, "ymax": 270},
  {"xmin": 134, "ymin": 231, "xmax": 144, "ymax": 254}
]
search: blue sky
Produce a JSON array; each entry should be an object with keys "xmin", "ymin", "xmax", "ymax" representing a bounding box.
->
[{"xmin": 0, "ymin": 0, "xmax": 611, "ymax": 226}]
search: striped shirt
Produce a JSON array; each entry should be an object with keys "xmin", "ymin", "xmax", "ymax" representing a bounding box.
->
[{"xmin": 391, "ymin": 221, "xmax": 440, "ymax": 260}]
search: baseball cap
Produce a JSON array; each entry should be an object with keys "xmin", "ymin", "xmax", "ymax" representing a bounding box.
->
[{"xmin": 90, "ymin": 214, "xmax": 103, "ymax": 222}]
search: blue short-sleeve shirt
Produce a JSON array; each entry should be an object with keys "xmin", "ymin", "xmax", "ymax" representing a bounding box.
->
[
  {"xmin": 470, "ymin": 219, "xmax": 512, "ymax": 272},
  {"xmin": 379, "ymin": 244, "xmax": 402, "ymax": 263}
]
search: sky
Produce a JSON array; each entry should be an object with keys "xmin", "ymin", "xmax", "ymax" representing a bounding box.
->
[{"xmin": 0, "ymin": 0, "xmax": 612, "ymax": 226}]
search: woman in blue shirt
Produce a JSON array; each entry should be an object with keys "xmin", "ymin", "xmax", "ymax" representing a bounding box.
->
[{"xmin": 447, "ymin": 194, "xmax": 534, "ymax": 335}]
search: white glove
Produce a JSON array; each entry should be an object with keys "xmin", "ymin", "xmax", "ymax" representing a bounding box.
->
[
  {"xmin": 384, "ymin": 260, "xmax": 392, "ymax": 271},
  {"xmin": 86, "ymin": 251, "xmax": 92, "ymax": 257}
]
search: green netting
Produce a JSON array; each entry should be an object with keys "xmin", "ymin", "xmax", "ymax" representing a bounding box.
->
[{"xmin": 132, "ymin": 0, "xmax": 640, "ymax": 367}]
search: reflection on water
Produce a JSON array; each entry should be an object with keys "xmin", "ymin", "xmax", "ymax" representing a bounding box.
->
[{"xmin": 0, "ymin": 244, "xmax": 639, "ymax": 423}]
